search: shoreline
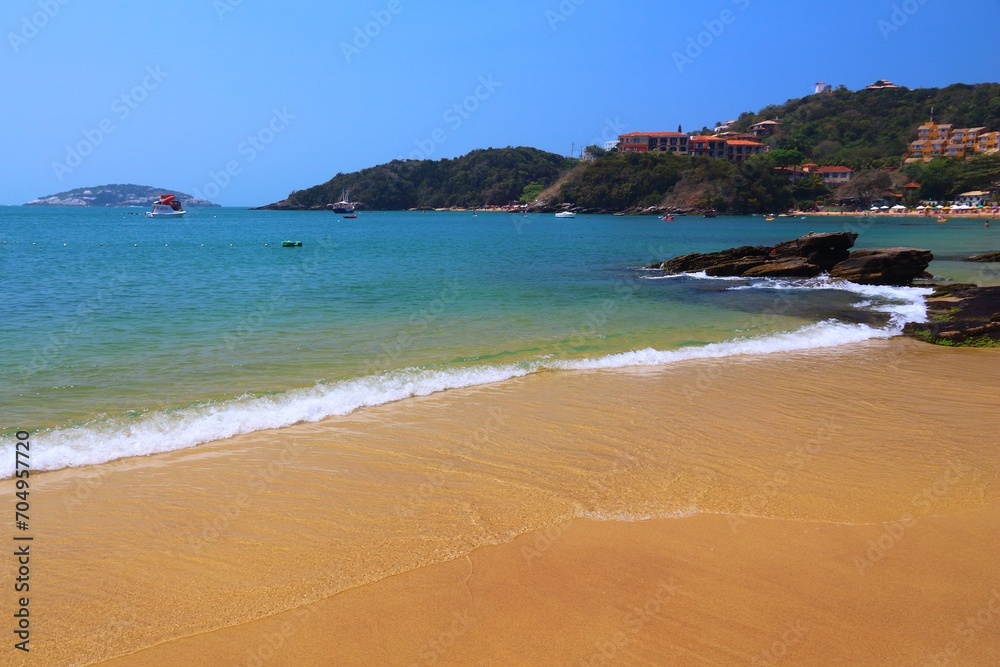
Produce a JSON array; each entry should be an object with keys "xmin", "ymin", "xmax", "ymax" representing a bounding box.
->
[{"xmin": 2, "ymin": 338, "xmax": 998, "ymax": 665}]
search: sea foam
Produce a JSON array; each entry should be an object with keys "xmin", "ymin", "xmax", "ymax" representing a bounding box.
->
[{"xmin": 0, "ymin": 280, "xmax": 929, "ymax": 478}]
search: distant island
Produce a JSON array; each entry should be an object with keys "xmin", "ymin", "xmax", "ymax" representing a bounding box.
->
[
  {"xmin": 25, "ymin": 184, "xmax": 218, "ymax": 208},
  {"xmin": 259, "ymin": 82, "xmax": 1000, "ymax": 215}
]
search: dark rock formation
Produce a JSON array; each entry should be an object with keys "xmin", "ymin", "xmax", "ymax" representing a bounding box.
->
[
  {"xmin": 647, "ymin": 232, "xmax": 933, "ymax": 286},
  {"xmin": 964, "ymin": 252, "xmax": 1000, "ymax": 263},
  {"xmin": 649, "ymin": 245, "xmax": 771, "ymax": 273},
  {"xmin": 903, "ymin": 285, "xmax": 1000, "ymax": 346},
  {"xmin": 704, "ymin": 258, "xmax": 772, "ymax": 277},
  {"xmin": 771, "ymin": 232, "xmax": 857, "ymax": 271},
  {"xmin": 828, "ymin": 248, "xmax": 934, "ymax": 286},
  {"xmin": 743, "ymin": 257, "xmax": 822, "ymax": 278}
]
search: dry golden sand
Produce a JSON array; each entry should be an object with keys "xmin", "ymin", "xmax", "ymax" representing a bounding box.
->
[{"xmin": 1, "ymin": 339, "xmax": 997, "ymax": 666}]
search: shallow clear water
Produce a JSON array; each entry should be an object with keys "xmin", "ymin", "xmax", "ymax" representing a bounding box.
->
[{"xmin": 1, "ymin": 207, "xmax": 996, "ymax": 474}]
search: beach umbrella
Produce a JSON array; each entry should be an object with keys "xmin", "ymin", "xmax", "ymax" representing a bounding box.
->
[
  {"xmin": 977, "ymin": 204, "xmax": 985, "ymax": 209},
  {"xmin": 916, "ymin": 206, "xmax": 926, "ymax": 210},
  {"xmin": 870, "ymin": 206, "xmax": 879, "ymax": 211},
  {"xmin": 891, "ymin": 204, "xmax": 906, "ymax": 210},
  {"xmin": 880, "ymin": 206, "xmax": 890, "ymax": 210},
  {"xmin": 935, "ymin": 205, "xmax": 945, "ymax": 209}
]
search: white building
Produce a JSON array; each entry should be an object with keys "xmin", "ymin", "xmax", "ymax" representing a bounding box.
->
[{"xmin": 954, "ymin": 190, "xmax": 990, "ymax": 206}]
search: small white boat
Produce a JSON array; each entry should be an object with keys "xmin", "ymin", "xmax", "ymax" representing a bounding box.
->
[
  {"xmin": 145, "ymin": 194, "xmax": 186, "ymax": 218},
  {"xmin": 555, "ymin": 211, "xmax": 576, "ymax": 219}
]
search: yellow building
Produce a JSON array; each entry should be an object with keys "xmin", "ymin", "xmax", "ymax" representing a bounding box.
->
[
  {"xmin": 977, "ymin": 131, "xmax": 1000, "ymax": 155},
  {"xmin": 907, "ymin": 123, "xmax": 997, "ymax": 162}
]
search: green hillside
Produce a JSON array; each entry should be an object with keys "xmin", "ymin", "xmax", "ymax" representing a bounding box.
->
[
  {"xmin": 261, "ymin": 147, "xmax": 572, "ymax": 210},
  {"xmin": 731, "ymin": 82, "xmax": 1000, "ymax": 168}
]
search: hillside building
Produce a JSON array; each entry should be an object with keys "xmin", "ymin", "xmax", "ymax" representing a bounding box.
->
[
  {"xmin": 618, "ymin": 132, "xmax": 689, "ymax": 155},
  {"xmin": 906, "ymin": 122, "xmax": 999, "ymax": 163},
  {"xmin": 617, "ymin": 131, "xmax": 765, "ymax": 163},
  {"xmin": 750, "ymin": 120, "xmax": 782, "ymax": 137}
]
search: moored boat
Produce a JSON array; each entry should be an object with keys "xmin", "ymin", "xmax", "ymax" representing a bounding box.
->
[
  {"xmin": 555, "ymin": 211, "xmax": 576, "ymax": 219},
  {"xmin": 329, "ymin": 189, "xmax": 355, "ymax": 214}
]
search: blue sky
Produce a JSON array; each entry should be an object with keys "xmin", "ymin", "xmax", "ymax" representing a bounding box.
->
[{"xmin": 2, "ymin": 0, "xmax": 998, "ymax": 206}]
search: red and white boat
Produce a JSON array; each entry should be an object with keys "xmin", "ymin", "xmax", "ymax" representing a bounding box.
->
[{"xmin": 145, "ymin": 194, "xmax": 186, "ymax": 218}]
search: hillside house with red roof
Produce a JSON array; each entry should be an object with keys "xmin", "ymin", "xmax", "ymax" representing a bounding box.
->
[{"xmin": 815, "ymin": 166, "xmax": 854, "ymax": 186}]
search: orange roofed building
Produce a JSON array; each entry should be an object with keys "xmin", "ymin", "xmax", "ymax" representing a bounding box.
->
[
  {"xmin": 618, "ymin": 132, "xmax": 689, "ymax": 155},
  {"xmin": 618, "ymin": 132, "xmax": 765, "ymax": 163},
  {"xmin": 726, "ymin": 139, "xmax": 767, "ymax": 162},
  {"xmin": 689, "ymin": 135, "xmax": 727, "ymax": 159}
]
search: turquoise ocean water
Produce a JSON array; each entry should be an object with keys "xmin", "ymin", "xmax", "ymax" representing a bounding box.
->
[{"xmin": 2, "ymin": 207, "xmax": 997, "ymax": 476}]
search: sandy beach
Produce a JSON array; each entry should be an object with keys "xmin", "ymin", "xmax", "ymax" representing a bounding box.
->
[{"xmin": 3, "ymin": 339, "xmax": 998, "ymax": 666}]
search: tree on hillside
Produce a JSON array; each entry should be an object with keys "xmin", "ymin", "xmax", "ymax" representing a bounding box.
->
[
  {"xmin": 792, "ymin": 174, "xmax": 830, "ymax": 207},
  {"xmin": 520, "ymin": 182, "xmax": 546, "ymax": 203},
  {"xmin": 767, "ymin": 149, "xmax": 805, "ymax": 167},
  {"xmin": 907, "ymin": 158, "xmax": 958, "ymax": 201},
  {"xmin": 837, "ymin": 170, "xmax": 893, "ymax": 207}
]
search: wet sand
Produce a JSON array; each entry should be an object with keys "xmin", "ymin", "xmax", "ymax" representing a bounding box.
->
[
  {"xmin": 2, "ymin": 339, "xmax": 997, "ymax": 666},
  {"xmin": 102, "ymin": 508, "xmax": 1000, "ymax": 667}
]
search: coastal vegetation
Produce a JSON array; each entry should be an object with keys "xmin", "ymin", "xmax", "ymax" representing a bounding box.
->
[
  {"xmin": 263, "ymin": 147, "xmax": 572, "ymax": 210},
  {"xmin": 729, "ymin": 82, "xmax": 1000, "ymax": 169}
]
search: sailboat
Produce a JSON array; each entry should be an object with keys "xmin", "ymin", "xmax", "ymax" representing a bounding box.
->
[{"xmin": 329, "ymin": 189, "xmax": 355, "ymax": 214}]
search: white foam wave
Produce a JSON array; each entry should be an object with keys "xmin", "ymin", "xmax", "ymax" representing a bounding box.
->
[
  {"xmin": 2, "ymin": 365, "xmax": 530, "ymax": 478},
  {"xmin": 1, "ymin": 279, "xmax": 929, "ymax": 478},
  {"xmin": 727, "ymin": 277, "xmax": 931, "ymax": 328},
  {"xmin": 552, "ymin": 319, "xmax": 896, "ymax": 371}
]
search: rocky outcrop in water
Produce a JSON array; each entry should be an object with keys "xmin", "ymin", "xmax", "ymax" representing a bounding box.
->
[
  {"xmin": 653, "ymin": 245, "xmax": 772, "ymax": 276},
  {"xmin": 648, "ymin": 232, "xmax": 933, "ymax": 286},
  {"xmin": 829, "ymin": 248, "xmax": 934, "ymax": 286},
  {"xmin": 770, "ymin": 232, "xmax": 856, "ymax": 271},
  {"xmin": 964, "ymin": 252, "xmax": 1000, "ymax": 263},
  {"xmin": 904, "ymin": 285, "xmax": 1000, "ymax": 346}
]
